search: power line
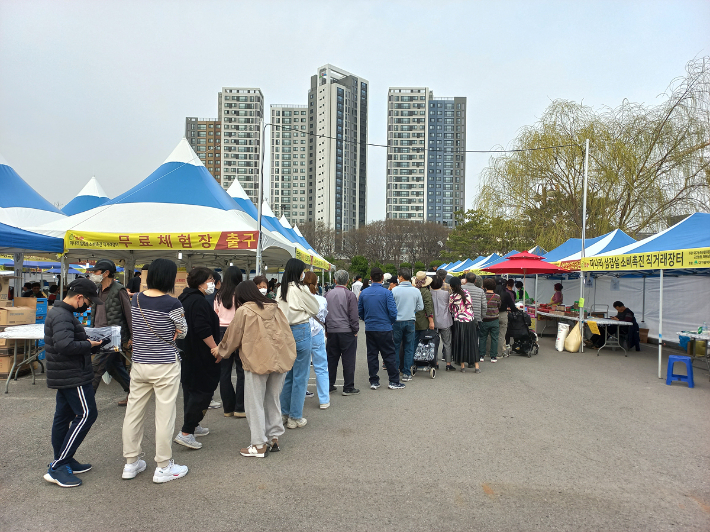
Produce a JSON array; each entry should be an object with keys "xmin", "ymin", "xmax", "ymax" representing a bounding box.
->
[{"xmin": 262, "ymin": 123, "xmax": 577, "ymax": 154}]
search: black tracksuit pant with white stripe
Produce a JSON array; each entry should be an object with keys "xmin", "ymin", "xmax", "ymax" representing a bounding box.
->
[{"xmin": 50, "ymin": 384, "xmax": 98, "ymax": 469}]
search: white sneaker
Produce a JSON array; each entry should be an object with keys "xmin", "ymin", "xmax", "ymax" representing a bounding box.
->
[
  {"xmin": 286, "ymin": 417, "xmax": 307, "ymax": 429},
  {"xmin": 193, "ymin": 425, "xmax": 209, "ymax": 437},
  {"xmin": 208, "ymin": 400, "xmax": 221, "ymax": 409},
  {"xmin": 153, "ymin": 460, "xmax": 188, "ymax": 483},
  {"xmin": 320, "ymin": 402, "xmax": 330, "ymax": 409},
  {"xmin": 174, "ymin": 432, "xmax": 202, "ymax": 449},
  {"xmin": 122, "ymin": 459, "xmax": 146, "ymax": 479}
]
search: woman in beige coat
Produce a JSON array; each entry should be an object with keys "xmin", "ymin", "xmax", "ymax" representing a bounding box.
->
[{"xmin": 214, "ymin": 281, "xmax": 296, "ymax": 457}]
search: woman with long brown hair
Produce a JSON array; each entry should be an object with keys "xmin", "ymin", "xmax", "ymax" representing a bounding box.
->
[{"xmin": 215, "ymin": 281, "xmax": 296, "ymax": 457}]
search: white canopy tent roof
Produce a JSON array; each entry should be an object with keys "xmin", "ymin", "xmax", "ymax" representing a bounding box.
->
[
  {"xmin": 62, "ymin": 177, "xmax": 110, "ymax": 216},
  {"xmin": 0, "ymin": 151, "xmax": 65, "ymax": 228},
  {"xmin": 31, "ymin": 139, "xmax": 294, "ymax": 267}
]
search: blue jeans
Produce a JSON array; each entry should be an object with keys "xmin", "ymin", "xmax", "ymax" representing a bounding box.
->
[
  {"xmin": 280, "ymin": 323, "xmax": 312, "ymax": 420},
  {"xmin": 310, "ymin": 330, "xmax": 330, "ymax": 405},
  {"xmin": 393, "ymin": 320, "xmax": 416, "ymax": 376}
]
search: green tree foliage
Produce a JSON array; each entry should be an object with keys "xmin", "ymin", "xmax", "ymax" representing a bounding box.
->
[
  {"xmin": 475, "ymin": 57, "xmax": 710, "ymax": 250},
  {"xmin": 350, "ymin": 255, "xmax": 369, "ymax": 279},
  {"xmin": 442, "ymin": 209, "xmax": 536, "ymax": 261}
]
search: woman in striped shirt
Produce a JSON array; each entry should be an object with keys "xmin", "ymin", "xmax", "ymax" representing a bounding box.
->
[
  {"xmin": 449, "ymin": 277, "xmax": 480, "ymax": 373},
  {"xmin": 121, "ymin": 259, "xmax": 189, "ymax": 484}
]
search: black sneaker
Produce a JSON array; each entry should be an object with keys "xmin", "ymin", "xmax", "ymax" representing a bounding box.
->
[
  {"xmin": 67, "ymin": 458, "xmax": 92, "ymax": 474},
  {"xmin": 370, "ymin": 382, "xmax": 381, "ymax": 390},
  {"xmin": 329, "ymin": 385, "xmax": 337, "ymax": 392},
  {"xmin": 305, "ymin": 391, "xmax": 314, "ymax": 398},
  {"xmin": 43, "ymin": 465, "xmax": 82, "ymax": 488},
  {"xmin": 342, "ymin": 388, "xmax": 360, "ymax": 396},
  {"xmin": 388, "ymin": 382, "xmax": 405, "ymax": 390}
]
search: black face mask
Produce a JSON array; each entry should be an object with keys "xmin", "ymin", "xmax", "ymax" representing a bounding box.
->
[{"xmin": 75, "ymin": 297, "xmax": 91, "ymax": 314}]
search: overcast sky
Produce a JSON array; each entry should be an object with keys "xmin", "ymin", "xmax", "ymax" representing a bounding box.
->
[{"xmin": 1, "ymin": 0, "xmax": 708, "ymax": 221}]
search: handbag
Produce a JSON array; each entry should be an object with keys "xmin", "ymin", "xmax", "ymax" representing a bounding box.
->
[{"xmin": 136, "ymin": 292, "xmax": 183, "ymax": 355}]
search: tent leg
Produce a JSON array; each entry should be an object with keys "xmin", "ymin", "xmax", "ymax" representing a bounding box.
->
[
  {"xmin": 658, "ymin": 269, "xmax": 663, "ymax": 379},
  {"xmin": 60, "ymin": 256, "xmax": 66, "ymax": 298},
  {"xmin": 642, "ymin": 276, "xmax": 646, "ymax": 323},
  {"xmin": 13, "ymin": 253, "xmax": 24, "ymax": 299}
]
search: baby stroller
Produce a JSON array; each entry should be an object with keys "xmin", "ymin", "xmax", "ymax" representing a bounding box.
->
[
  {"xmin": 412, "ymin": 330, "xmax": 438, "ymax": 379},
  {"xmin": 506, "ymin": 309, "xmax": 539, "ymax": 358}
]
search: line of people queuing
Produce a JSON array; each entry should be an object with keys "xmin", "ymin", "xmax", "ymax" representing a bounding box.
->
[
  {"xmin": 41, "ymin": 257, "xmax": 364, "ymax": 487},
  {"xmin": 40, "ymin": 257, "xmax": 522, "ymax": 489}
]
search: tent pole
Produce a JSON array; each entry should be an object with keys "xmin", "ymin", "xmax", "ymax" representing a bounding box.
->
[
  {"xmin": 13, "ymin": 253, "xmax": 24, "ymax": 299},
  {"xmin": 642, "ymin": 276, "xmax": 646, "ymax": 322},
  {"xmin": 579, "ymin": 138, "xmax": 589, "ymax": 319},
  {"xmin": 60, "ymin": 256, "xmax": 66, "ymax": 298},
  {"xmin": 658, "ymin": 269, "xmax": 664, "ymax": 379},
  {"xmin": 255, "ymin": 120, "xmax": 269, "ymax": 277},
  {"xmin": 578, "ymin": 139, "xmax": 589, "ymax": 354}
]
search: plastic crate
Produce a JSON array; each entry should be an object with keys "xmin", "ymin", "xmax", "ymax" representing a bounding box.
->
[{"xmin": 35, "ymin": 298, "xmax": 48, "ymax": 315}]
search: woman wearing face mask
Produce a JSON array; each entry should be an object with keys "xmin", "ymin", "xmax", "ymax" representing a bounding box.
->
[
  {"xmin": 253, "ymin": 276, "xmax": 269, "ymax": 297},
  {"xmin": 276, "ymin": 259, "xmax": 320, "ymax": 429},
  {"xmin": 214, "ymin": 266, "xmax": 245, "ymax": 418},
  {"xmin": 302, "ymin": 271, "xmax": 330, "ymax": 409},
  {"xmin": 174, "ymin": 267, "xmax": 221, "ymax": 450}
]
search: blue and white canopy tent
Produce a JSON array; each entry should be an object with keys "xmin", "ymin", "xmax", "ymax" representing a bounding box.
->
[
  {"xmin": 0, "ymin": 152, "xmax": 65, "ymax": 229},
  {"xmin": 62, "ymin": 177, "xmax": 109, "ymax": 216},
  {"xmin": 33, "ymin": 139, "xmax": 295, "ymax": 274},
  {"xmin": 225, "ymin": 180, "xmax": 301, "ymax": 252},
  {"xmin": 579, "ymin": 213, "xmax": 710, "ymax": 378},
  {"xmin": 0, "ymin": 152, "xmax": 66, "ymax": 292},
  {"xmin": 543, "ymin": 234, "xmax": 608, "ymax": 264}
]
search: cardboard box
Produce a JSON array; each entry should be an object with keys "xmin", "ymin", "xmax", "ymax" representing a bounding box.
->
[
  {"xmin": 0, "ymin": 337, "xmax": 30, "ymax": 348},
  {"xmin": 0, "ymin": 354, "xmax": 27, "ymax": 373},
  {"xmin": 12, "ymin": 297, "xmax": 37, "ymax": 310},
  {"xmin": 140, "ymin": 269, "xmax": 188, "ymax": 295},
  {"xmin": 639, "ymin": 328, "xmax": 649, "ymax": 343},
  {"xmin": 0, "ymin": 275, "xmax": 12, "ymax": 302},
  {"xmin": 0, "ymin": 307, "xmax": 36, "ymax": 326},
  {"xmin": 0, "ymin": 355, "xmax": 38, "ymax": 378}
]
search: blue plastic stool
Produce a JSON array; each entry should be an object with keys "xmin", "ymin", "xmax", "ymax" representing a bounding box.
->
[{"xmin": 666, "ymin": 355, "xmax": 694, "ymax": 388}]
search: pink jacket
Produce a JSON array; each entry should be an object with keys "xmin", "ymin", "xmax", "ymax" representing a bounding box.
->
[{"xmin": 214, "ymin": 296, "xmax": 237, "ymax": 327}]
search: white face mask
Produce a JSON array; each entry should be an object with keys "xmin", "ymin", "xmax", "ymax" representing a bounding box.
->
[
  {"xmin": 259, "ymin": 288, "xmax": 268, "ymax": 296},
  {"xmin": 89, "ymin": 273, "xmax": 103, "ymax": 284},
  {"xmin": 300, "ymin": 272, "xmax": 305, "ymax": 282},
  {"xmin": 204, "ymin": 282, "xmax": 215, "ymax": 295}
]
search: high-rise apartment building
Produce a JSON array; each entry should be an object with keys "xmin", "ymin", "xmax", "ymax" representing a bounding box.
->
[
  {"xmin": 307, "ymin": 65, "xmax": 368, "ymax": 235},
  {"xmin": 184, "ymin": 118, "xmax": 221, "ymax": 182},
  {"xmin": 386, "ymin": 88, "xmax": 466, "ymax": 227},
  {"xmin": 269, "ymin": 104, "xmax": 309, "ymax": 224},
  {"xmin": 218, "ymin": 88, "xmax": 264, "ymax": 203}
]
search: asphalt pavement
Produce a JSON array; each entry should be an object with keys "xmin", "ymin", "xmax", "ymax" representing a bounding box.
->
[{"xmin": 1, "ymin": 334, "xmax": 709, "ymax": 531}]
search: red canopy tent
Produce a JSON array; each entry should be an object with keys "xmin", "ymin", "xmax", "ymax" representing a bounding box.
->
[
  {"xmin": 482, "ymin": 252, "xmax": 570, "ymax": 276},
  {"xmin": 482, "ymin": 252, "xmax": 570, "ymax": 304}
]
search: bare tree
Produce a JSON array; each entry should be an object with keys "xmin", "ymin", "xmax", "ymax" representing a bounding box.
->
[{"xmin": 475, "ymin": 57, "xmax": 710, "ymax": 249}]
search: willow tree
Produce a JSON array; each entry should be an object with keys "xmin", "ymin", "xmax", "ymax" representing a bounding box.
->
[{"xmin": 475, "ymin": 57, "xmax": 710, "ymax": 250}]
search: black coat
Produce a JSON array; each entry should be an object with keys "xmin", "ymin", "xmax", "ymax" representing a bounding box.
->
[
  {"xmin": 177, "ymin": 288, "xmax": 220, "ymax": 390},
  {"xmin": 44, "ymin": 301, "xmax": 93, "ymax": 389}
]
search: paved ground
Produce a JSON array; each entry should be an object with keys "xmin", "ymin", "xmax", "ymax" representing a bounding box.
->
[{"xmin": 1, "ymin": 335, "xmax": 709, "ymax": 531}]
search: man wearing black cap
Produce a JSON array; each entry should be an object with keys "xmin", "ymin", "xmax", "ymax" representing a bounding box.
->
[
  {"xmin": 43, "ymin": 278, "xmax": 104, "ymax": 488},
  {"xmin": 87, "ymin": 259, "xmax": 132, "ymax": 405}
]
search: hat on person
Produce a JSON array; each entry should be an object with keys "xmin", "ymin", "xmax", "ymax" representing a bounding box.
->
[
  {"xmin": 383, "ymin": 273, "xmax": 392, "ymax": 281},
  {"xmin": 68, "ymin": 278, "xmax": 104, "ymax": 304},
  {"xmin": 86, "ymin": 259, "xmax": 116, "ymax": 274},
  {"xmin": 414, "ymin": 271, "xmax": 432, "ymax": 287}
]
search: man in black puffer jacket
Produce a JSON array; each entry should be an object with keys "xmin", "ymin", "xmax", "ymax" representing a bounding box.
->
[{"xmin": 43, "ymin": 278, "xmax": 103, "ymax": 488}]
